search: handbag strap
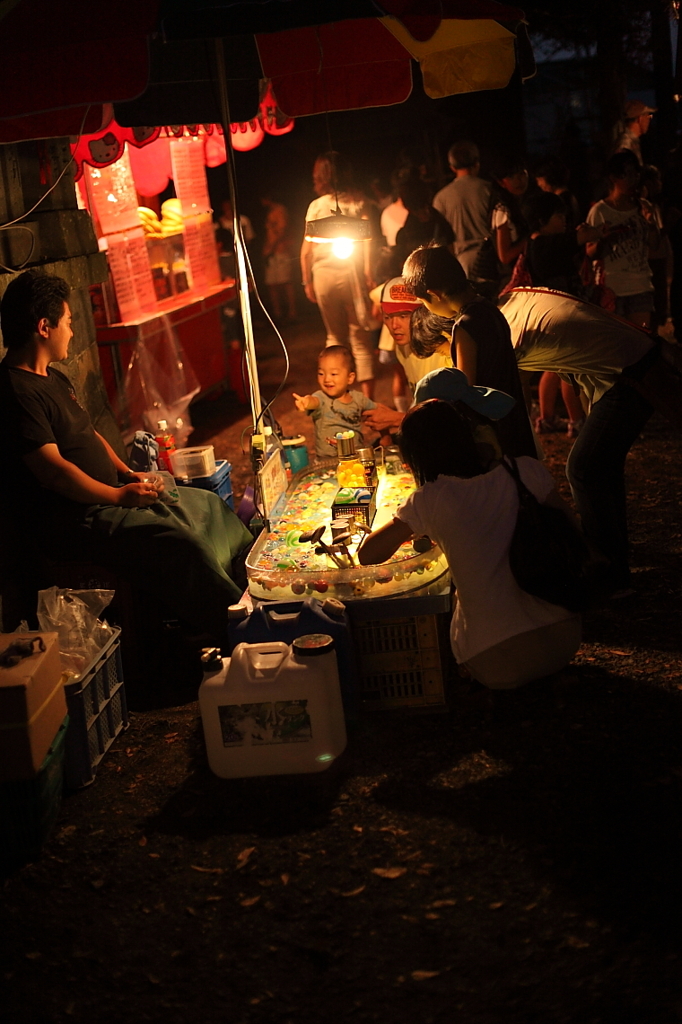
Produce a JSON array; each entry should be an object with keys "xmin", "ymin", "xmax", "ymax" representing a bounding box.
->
[{"xmin": 500, "ymin": 456, "xmax": 538, "ymax": 509}]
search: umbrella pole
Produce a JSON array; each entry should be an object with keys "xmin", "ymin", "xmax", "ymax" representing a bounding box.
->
[{"xmin": 214, "ymin": 39, "xmax": 263, "ymax": 430}]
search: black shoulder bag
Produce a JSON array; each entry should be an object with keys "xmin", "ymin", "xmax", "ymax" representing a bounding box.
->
[
  {"xmin": 470, "ymin": 193, "xmax": 502, "ymax": 285},
  {"xmin": 501, "ymin": 458, "xmax": 589, "ymax": 613}
]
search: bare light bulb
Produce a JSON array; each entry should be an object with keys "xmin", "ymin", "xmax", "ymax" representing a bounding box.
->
[{"xmin": 331, "ymin": 237, "xmax": 354, "ymax": 260}]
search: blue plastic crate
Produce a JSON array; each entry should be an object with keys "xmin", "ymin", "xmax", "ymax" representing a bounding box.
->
[
  {"xmin": 63, "ymin": 628, "xmax": 129, "ymax": 789},
  {"xmin": 0, "ymin": 717, "xmax": 68, "ymax": 869},
  {"xmin": 185, "ymin": 460, "xmax": 233, "ymax": 510}
]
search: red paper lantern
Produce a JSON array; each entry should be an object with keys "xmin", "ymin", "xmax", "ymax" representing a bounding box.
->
[
  {"xmin": 260, "ymin": 80, "xmax": 295, "ymax": 136},
  {"xmin": 127, "ymin": 136, "xmax": 172, "ymax": 197},
  {"xmin": 204, "ymin": 131, "xmax": 227, "ymax": 167},
  {"xmin": 263, "ymin": 114, "xmax": 294, "ymax": 136},
  {"xmin": 229, "ymin": 119, "xmax": 264, "ymax": 152}
]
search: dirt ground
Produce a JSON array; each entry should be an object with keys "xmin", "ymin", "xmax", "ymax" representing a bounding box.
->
[{"xmin": 2, "ymin": 312, "xmax": 682, "ymax": 1024}]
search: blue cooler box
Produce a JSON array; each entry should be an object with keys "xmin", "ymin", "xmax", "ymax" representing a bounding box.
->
[{"xmin": 185, "ymin": 460, "xmax": 234, "ymax": 510}]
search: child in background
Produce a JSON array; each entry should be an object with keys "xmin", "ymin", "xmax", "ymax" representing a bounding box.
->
[
  {"xmin": 534, "ymin": 156, "xmax": 582, "ymax": 230},
  {"xmin": 261, "ymin": 193, "xmax": 297, "ymax": 323},
  {"xmin": 586, "ymin": 151, "xmax": 658, "ymax": 329},
  {"xmin": 293, "ymin": 346, "xmax": 377, "ymax": 457}
]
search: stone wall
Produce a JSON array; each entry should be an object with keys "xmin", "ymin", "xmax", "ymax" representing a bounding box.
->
[
  {"xmin": 0, "ymin": 137, "xmax": 123, "ymax": 454},
  {"xmin": 0, "ymin": 137, "xmax": 124, "ymax": 628}
]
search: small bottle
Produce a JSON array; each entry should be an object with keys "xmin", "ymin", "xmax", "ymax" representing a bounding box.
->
[
  {"xmin": 356, "ymin": 447, "xmax": 377, "ymax": 489},
  {"xmin": 336, "ymin": 432, "xmax": 365, "ymax": 488},
  {"xmin": 155, "ymin": 419, "xmax": 176, "ymax": 473}
]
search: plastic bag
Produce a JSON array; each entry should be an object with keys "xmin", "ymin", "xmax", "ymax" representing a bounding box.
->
[
  {"xmin": 117, "ymin": 314, "xmax": 199, "ymax": 447},
  {"xmin": 128, "ymin": 430, "xmax": 159, "ymax": 473},
  {"xmin": 36, "ymin": 587, "xmax": 116, "ymax": 680}
]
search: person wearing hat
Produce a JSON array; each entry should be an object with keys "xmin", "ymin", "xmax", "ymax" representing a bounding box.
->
[
  {"xmin": 617, "ymin": 99, "xmax": 656, "ymax": 165},
  {"xmin": 414, "ymin": 365, "xmax": 517, "ymax": 467},
  {"xmin": 359, "ymin": 397, "xmax": 582, "ymax": 690},
  {"xmin": 362, "ymin": 276, "xmax": 454, "ymax": 436},
  {"xmin": 379, "ymin": 277, "xmax": 453, "ymax": 390}
]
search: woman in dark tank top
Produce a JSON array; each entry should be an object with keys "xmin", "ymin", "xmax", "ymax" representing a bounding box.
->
[
  {"xmin": 403, "ymin": 245, "xmax": 536, "ymax": 459},
  {"xmin": 451, "ymin": 297, "xmax": 536, "ymax": 459}
]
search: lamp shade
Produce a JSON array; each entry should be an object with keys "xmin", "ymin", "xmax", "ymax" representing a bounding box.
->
[{"xmin": 305, "ymin": 213, "xmax": 372, "ymax": 244}]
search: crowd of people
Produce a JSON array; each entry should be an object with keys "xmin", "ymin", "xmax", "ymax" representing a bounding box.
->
[
  {"xmin": 4, "ymin": 103, "xmax": 681, "ymax": 696},
  {"xmin": 293, "ymin": 108, "xmax": 682, "ymax": 691}
]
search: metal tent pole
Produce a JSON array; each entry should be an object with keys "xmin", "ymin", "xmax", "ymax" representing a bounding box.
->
[{"xmin": 214, "ymin": 38, "xmax": 262, "ymax": 430}]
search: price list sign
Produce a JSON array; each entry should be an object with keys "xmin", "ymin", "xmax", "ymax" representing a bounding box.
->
[
  {"xmin": 184, "ymin": 214, "xmax": 221, "ymax": 290},
  {"xmin": 170, "ymin": 138, "xmax": 211, "ymax": 217},
  {"xmin": 87, "ymin": 148, "xmax": 140, "ymax": 236},
  {"xmin": 106, "ymin": 228, "xmax": 158, "ymax": 321}
]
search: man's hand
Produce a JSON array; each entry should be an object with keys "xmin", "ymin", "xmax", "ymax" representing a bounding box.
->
[
  {"xmin": 362, "ymin": 404, "xmax": 405, "ymax": 433},
  {"xmin": 116, "ymin": 481, "xmax": 159, "ymax": 508},
  {"xmin": 124, "ymin": 471, "xmax": 166, "ymax": 494},
  {"xmin": 303, "ymin": 282, "xmax": 317, "ymax": 305},
  {"xmin": 293, "ymin": 393, "xmax": 318, "ymax": 412}
]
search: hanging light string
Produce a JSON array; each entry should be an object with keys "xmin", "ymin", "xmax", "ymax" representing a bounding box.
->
[
  {"xmin": 316, "ymin": 26, "xmax": 341, "ymax": 217},
  {"xmin": 306, "ymin": 28, "xmax": 371, "ymax": 250},
  {"xmin": 0, "ymin": 105, "xmax": 93, "ymax": 274}
]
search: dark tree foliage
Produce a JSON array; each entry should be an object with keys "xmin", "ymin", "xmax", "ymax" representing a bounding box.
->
[{"xmin": 526, "ymin": 0, "xmax": 676, "ymax": 156}]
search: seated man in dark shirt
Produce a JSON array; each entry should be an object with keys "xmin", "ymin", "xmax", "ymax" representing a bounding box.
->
[{"xmin": 0, "ymin": 271, "xmax": 253, "ymax": 644}]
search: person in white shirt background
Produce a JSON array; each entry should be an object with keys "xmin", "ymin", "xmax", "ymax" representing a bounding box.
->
[
  {"xmin": 300, "ymin": 152, "xmax": 376, "ymax": 398},
  {"xmin": 616, "ymin": 98, "xmax": 656, "ymax": 166},
  {"xmin": 586, "ymin": 150, "xmax": 658, "ymax": 329}
]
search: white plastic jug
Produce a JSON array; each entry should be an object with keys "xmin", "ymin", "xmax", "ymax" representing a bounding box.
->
[{"xmin": 198, "ymin": 634, "xmax": 347, "ymax": 778}]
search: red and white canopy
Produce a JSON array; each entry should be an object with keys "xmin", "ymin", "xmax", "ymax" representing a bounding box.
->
[{"xmin": 0, "ymin": 0, "xmax": 533, "ymax": 143}]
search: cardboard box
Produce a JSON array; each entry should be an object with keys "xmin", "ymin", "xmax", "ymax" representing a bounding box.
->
[{"xmin": 0, "ymin": 632, "xmax": 67, "ymax": 781}]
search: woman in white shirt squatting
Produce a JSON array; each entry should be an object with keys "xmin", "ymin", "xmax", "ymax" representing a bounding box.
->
[{"xmin": 358, "ymin": 400, "xmax": 582, "ymax": 689}]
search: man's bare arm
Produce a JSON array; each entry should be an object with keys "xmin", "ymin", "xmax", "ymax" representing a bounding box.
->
[
  {"xmin": 24, "ymin": 444, "xmax": 158, "ymax": 508},
  {"xmin": 95, "ymin": 431, "xmax": 130, "ymax": 477},
  {"xmin": 453, "ymin": 327, "xmax": 477, "ymax": 385},
  {"xmin": 361, "ymin": 404, "xmax": 404, "ymax": 433}
]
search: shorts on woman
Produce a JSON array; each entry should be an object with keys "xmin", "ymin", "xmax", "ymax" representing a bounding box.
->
[{"xmin": 614, "ymin": 292, "xmax": 654, "ymax": 319}]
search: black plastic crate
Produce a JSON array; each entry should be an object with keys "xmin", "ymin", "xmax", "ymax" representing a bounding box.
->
[{"xmin": 63, "ymin": 628, "xmax": 129, "ymax": 788}]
